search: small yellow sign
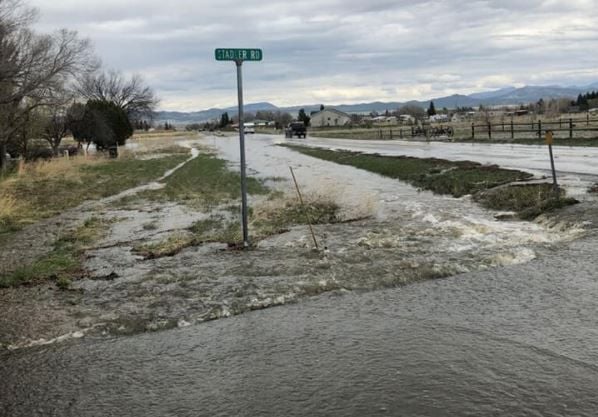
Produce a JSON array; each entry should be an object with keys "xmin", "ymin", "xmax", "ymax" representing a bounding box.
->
[{"xmin": 545, "ymin": 130, "xmax": 553, "ymax": 145}]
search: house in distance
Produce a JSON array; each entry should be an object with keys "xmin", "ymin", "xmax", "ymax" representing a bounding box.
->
[{"xmin": 310, "ymin": 108, "xmax": 351, "ymax": 127}]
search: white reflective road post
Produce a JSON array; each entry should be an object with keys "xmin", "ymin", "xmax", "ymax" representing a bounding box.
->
[{"xmin": 215, "ymin": 48, "xmax": 263, "ymax": 248}]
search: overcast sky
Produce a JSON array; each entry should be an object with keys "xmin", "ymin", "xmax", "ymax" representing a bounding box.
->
[{"xmin": 29, "ymin": 0, "xmax": 598, "ymax": 111}]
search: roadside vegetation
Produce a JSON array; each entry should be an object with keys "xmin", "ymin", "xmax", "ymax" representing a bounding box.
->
[
  {"xmin": 0, "ymin": 151, "xmax": 189, "ymax": 235},
  {"xmin": 0, "ymin": 216, "xmax": 111, "ymax": 288},
  {"xmin": 284, "ymin": 145, "xmax": 577, "ymax": 218},
  {"xmin": 135, "ymin": 187, "xmax": 341, "ymax": 259},
  {"xmin": 140, "ymin": 151, "xmax": 269, "ymax": 208},
  {"xmin": 474, "ymin": 184, "xmax": 578, "ymax": 220}
]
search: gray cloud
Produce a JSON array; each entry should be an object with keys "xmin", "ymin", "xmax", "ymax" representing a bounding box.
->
[{"xmin": 28, "ymin": 0, "xmax": 598, "ymax": 110}]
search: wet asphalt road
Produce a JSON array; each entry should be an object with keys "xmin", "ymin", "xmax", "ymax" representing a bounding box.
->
[{"xmin": 298, "ymin": 136, "xmax": 598, "ymax": 177}]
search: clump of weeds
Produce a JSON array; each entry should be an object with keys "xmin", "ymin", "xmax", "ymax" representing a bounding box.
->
[{"xmin": 474, "ymin": 183, "xmax": 578, "ymax": 219}]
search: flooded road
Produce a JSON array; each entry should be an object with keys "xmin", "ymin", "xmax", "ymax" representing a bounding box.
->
[
  {"xmin": 2, "ymin": 133, "xmax": 597, "ymax": 415},
  {"xmin": 298, "ymin": 135, "xmax": 598, "ymax": 199},
  {"xmin": 2, "ymin": 233, "xmax": 598, "ymax": 416}
]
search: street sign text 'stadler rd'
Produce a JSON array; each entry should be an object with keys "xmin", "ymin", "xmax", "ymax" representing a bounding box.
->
[{"xmin": 215, "ymin": 48, "xmax": 263, "ymax": 61}]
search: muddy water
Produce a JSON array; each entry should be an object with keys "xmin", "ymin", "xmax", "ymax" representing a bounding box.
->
[
  {"xmin": 3, "ymin": 135, "xmax": 598, "ymax": 415},
  {"xmin": 2, "ymin": 134, "xmax": 587, "ymax": 349},
  {"xmin": 203, "ymin": 134, "xmax": 583, "ymax": 255},
  {"xmin": 2, "ymin": 234, "xmax": 598, "ymax": 416},
  {"xmin": 51, "ymin": 134, "xmax": 585, "ymax": 341}
]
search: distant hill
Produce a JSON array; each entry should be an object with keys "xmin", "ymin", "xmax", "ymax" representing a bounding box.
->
[{"xmin": 155, "ymin": 84, "xmax": 597, "ymax": 125}]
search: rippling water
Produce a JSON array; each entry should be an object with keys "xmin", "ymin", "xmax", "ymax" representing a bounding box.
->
[
  {"xmin": 2, "ymin": 135, "xmax": 597, "ymax": 416},
  {"xmin": 2, "ymin": 234, "xmax": 598, "ymax": 416}
]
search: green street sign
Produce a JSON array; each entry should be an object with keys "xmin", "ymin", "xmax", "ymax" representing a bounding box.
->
[{"xmin": 215, "ymin": 48, "xmax": 263, "ymax": 62}]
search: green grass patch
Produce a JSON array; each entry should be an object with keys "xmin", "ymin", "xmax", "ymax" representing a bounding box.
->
[
  {"xmin": 142, "ymin": 152, "xmax": 269, "ymax": 208},
  {"xmin": 474, "ymin": 184, "xmax": 578, "ymax": 219},
  {"xmin": 0, "ymin": 216, "xmax": 111, "ymax": 288},
  {"xmin": 284, "ymin": 145, "xmax": 531, "ymax": 197},
  {"xmin": 285, "ymin": 145, "xmax": 577, "ymax": 219}
]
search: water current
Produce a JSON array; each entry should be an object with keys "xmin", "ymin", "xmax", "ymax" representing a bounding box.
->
[
  {"xmin": 1, "ymin": 134, "xmax": 596, "ymax": 416},
  {"xmin": 2, "ymin": 232, "xmax": 597, "ymax": 416}
]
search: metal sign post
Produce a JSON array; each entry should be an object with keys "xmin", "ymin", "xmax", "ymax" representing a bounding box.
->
[
  {"xmin": 545, "ymin": 130, "xmax": 559, "ymax": 196},
  {"xmin": 215, "ymin": 48, "xmax": 263, "ymax": 248}
]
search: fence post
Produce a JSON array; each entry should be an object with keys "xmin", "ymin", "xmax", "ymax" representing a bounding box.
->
[
  {"xmin": 569, "ymin": 118, "xmax": 573, "ymax": 139},
  {"xmin": 390, "ymin": 128, "xmax": 393, "ymax": 139},
  {"xmin": 471, "ymin": 123, "xmax": 475, "ymax": 139},
  {"xmin": 399, "ymin": 129, "xmax": 403, "ymax": 139},
  {"xmin": 487, "ymin": 122, "xmax": 491, "ymax": 140},
  {"xmin": 510, "ymin": 120, "xmax": 514, "ymax": 139},
  {"xmin": 502, "ymin": 121, "xmax": 505, "ymax": 132},
  {"xmin": 587, "ymin": 113, "xmax": 590, "ymax": 126},
  {"xmin": 559, "ymin": 118, "xmax": 562, "ymax": 129},
  {"xmin": 411, "ymin": 126, "xmax": 414, "ymax": 137},
  {"xmin": 538, "ymin": 120, "xmax": 542, "ymax": 139},
  {"xmin": 379, "ymin": 129, "xmax": 382, "ymax": 139}
]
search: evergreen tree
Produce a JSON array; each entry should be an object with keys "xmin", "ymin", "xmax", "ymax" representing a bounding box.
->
[
  {"xmin": 298, "ymin": 108, "xmax": 310, "ymax": 126},
  {"xmin": 427, "ymin": 101, "xmax": 437, "ymax": 116},
  {"xmin": 219, "ymin": 112, "xmax": 230, "ymax": 128}
]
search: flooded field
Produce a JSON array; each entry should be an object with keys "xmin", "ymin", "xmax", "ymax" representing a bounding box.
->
[
  {"xmin": 1, "ymin": 134, "xmax": 590, "ymax": 350},
  {"xmin": 3, "ymin": 231, "xmax": 598, "ymax": 416}
]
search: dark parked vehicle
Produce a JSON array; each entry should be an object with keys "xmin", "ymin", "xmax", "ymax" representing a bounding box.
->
[{"xmin": 285, "ymin": 122, "xmax": 307, "ymax": 138}]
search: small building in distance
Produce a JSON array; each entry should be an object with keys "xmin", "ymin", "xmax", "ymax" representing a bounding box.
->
[
  {"xmin": 310, "ymin": 109, "xmax": 351, "ymax": 127},
  {"xmin": 429, "ymin": 114, "xmax": 449, "ymax": 123}
]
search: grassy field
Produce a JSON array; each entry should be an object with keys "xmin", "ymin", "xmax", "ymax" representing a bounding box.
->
[
  {"xmin": 0, "ymin": 143, "xmax": 344, "ymax": 286},
  {"xmin": 139, "ymin": 151, "xmax": 269, "ymax": 208},
  {"xmin": 0, "ymin": 152, "xmax": 189, "ymax": 235},
  {"xmin": 284, "ymin": 145, "xmax": 531, "ymax": 196},
  {"xmin": 284, "ymin": 145, "xmax": 577, "ymax": 217}
]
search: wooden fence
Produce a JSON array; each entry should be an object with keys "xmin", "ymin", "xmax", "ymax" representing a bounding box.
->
[{"xmin": 471, "ymin": 115, "xmax": 598, "ymax": 140}]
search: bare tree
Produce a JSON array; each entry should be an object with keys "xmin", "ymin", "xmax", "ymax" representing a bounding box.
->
[
  {"xmin": 42, "ymin": 105, "xmax": 70, "ymax": 155},
  {"xmin": 77, "ymin": 70, "xmax": 158, "ymax": 122},
  {"xmin": 0, "ymin": 0, "xmax": 97, "ymax": 168}
]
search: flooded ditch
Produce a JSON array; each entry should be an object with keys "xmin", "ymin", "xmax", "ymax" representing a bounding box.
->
[{"xmin": 0, "ymin": 135, "xmax": 592, "ymax": 350}]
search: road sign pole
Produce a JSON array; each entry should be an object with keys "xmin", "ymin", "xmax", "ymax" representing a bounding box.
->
[
  {"xmin": 548, "ymin": 143, "xmax": 558, "ymax": 193},
  {"xmin": 215, "ymin": 48, "xmax": 262, "ymax": 248},
  {"xmin": 545, "ymin": 130, "xmax": 558, "ymax": 196},
  {"xmin": 236, "ymin": 60, "xmax": 249, "ymax": 247}
]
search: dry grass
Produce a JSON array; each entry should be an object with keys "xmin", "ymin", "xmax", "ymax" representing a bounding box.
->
[
  {"xmin": 0, "ymin": 194, "xmax": 20, "ymax": 229},
  {"xmin": 16, "ymin": 154, "xmax": 102, "ymax": 181},
  {"xmin": 133, "ymin": 233, "xmax": 196, "ymax": 259},
  {"xmin": 131, "ymin": 131, "xmax": 196, "ymax": 141},
  {"xmin": 0, "ymin": 152, "xmax": 189, "ymax": 235},
  {"xmin": 0, "ymin": 156, "xmax": 99, "ymax": 229}
]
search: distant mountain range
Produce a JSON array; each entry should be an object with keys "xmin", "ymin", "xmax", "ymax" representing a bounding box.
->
[{"xmin": 155, "ymin": 84, "xmax": 598, "ymax": 125}]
